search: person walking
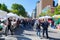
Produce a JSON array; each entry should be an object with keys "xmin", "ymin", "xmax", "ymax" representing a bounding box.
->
[
  {"xmin": 6, "ymin": 18, "xmax": 13, "ymax": 35},
  {"xmin": 36, "ymin": 19, "xmax": 41, "ymax": 37},
  {"xmin": 41, "ymin": 19, "xmax": 49, "ymax": 38},
  {"xmin": 16, "ymin": 18, "xmax": 20, "ymax": 28},
  {"xmin": 11, "ymin": 19, "xmax": 16, "ymax": 31}
]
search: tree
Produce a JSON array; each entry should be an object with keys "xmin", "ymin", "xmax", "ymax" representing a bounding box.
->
[
  {"xmin": 0, "ymin": 3, "xmax": 1, "ymax": 9},
  {"xmin": 0, "ymin": 4, "xmax": 9, "ymax": 12},
  {"xmin": 39, "ymin": 9, "xmax": 54, "ymax": 17},
  {"xmin": 39, "ymin": 12, "xmax": 46, "ymax": 17},
  {"xmin": 11, "ymin": 3, "xmax": 27, "ymax": 17},
  {"xmin": 46, "ymin": 9, "xmax": 54, "ymax": 16},
  {"xmin": 54, "ymin": 6, "xmax": 60, "ymax": 15},
  {"xmin": 40, "ymin": 6, "xmax": 60, "ymax": 17}
]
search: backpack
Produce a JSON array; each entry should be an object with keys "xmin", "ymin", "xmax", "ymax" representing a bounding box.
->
[{"xmin": 44, "ymin": 21, "xmax": 49, "ymax": 27}]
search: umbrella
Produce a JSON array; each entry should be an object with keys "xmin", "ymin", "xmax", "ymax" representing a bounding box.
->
[
  {"xmin": 7, "ymin": 13, "xmax": 19, "ymax": 19},
  {"xmin": 39, "ymin": 16, "xmax": 44, "ymax": 19},
  {"xmin": 56, "ymin": 15, "xmax": 60, "ymax": 18},
  {"xmin": 0, "ymin": 10, "xmax": 7, "ymax": 18},
  {"xmin": 39, "ymin": 16, "xmax": 51, "ymax": 19},
  {"xmin": 44, "ymin": 16, "xmax": 52, "ymax": 18},
  {"xmin": 19, "ymin": 15, "xmax": 24, "ymax": 19},
  {"xmin": 14, "ymin": 14, "xmax": 19, "ymax": 18},
  {"xmin": 7, "ymin": 13, "xmax": 15, "ymax": 17},
  {"xmin": 52, "ymin": 15, "xmax": 60, "ymax": 18}
]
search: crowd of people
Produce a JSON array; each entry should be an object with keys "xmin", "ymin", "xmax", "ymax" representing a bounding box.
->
[
  {"xmin": 0, "ymin": 17, "xmax": 50, "ymax": 39},
  {"xmin": 0, "ymin": 18, "xmax": 36, "ymax": 35}
]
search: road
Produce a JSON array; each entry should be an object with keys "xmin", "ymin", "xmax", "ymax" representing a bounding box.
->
[{"xmin": 0, "ymin": 27, "xmax": 60, "ymax": 40}]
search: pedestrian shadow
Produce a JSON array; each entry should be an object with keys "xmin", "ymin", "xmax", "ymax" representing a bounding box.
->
[
  {"xmin": 24, "ymin": 33, "xmax": 36, "ymax": 36},
  {"xmin": 48, "ymin": 31, "xmax": 57, "ymax": 33},
  {"xmin": 25, "ymin": 28, "xmax": 34, "ymax": 31},
  {"xmin": 16, "ymin": 36, "xmax": 31, "ymax": 40},
  {"xmin": 14, "ymin": 26, "xmax": 24, "ymax": 35},
  {"xmin": 49, "ymin": 37, "xmax": 60, "ymax": 40},
  {"xmin": 0, "ymin": 38, "xmax": 5, "ymax": 40},
  {"xmin": 24, "ymin": 26, "xmax": 34, "ymax": 31}
]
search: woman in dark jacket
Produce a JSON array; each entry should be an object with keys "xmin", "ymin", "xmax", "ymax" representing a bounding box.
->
[
  {"xmin": 36, "ymin": 20, "xmax": 41, "ymax": 37},
  {"xmin": 16, "ymin": 18, "xmax": 20, "ymax": 28},
  {"xmin": 41, "ymin": 19, "xmax": 49, "ymax": 38},
  {"xmin": 6, "ymin": 18, "xmax": 13, "ymax": 35}
]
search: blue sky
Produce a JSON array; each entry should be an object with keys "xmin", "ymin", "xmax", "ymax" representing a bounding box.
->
[{"xmin": 0, "ymin": 0, "xmax": 58, "ymax": 16}]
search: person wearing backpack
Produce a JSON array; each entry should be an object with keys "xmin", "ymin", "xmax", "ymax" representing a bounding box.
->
[{"xmin": 41, "ymin": 19, "xmax": 49, "ymax": 38}]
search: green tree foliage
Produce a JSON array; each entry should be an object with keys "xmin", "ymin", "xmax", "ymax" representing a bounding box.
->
[
  {"xmin": 0, "ymin": 3, "xmax": 1, "ymax": 9},
  {"xmin": 39, "ymin": 6, "xmax": 60, "ymax": 17},
  {"xmin": 45, "ymin": 6, "xmax": 60, "ymax": 16},
  {"xmin": 54, "ymin": 6, "xmax": 60, "ymax": 15},
  {"xmin": 39, "ymin": 12, "xmax": 46, "ymax": 16},
  {"xmin": 11, "ymin": 3, "xmax": 27, "ymax": 17},
  {"xmin": 46, "ymin": 9, "xmax": 54, "ymax": 16},
  {"xmin": 0, "ymin": 4, "xmax": 9, "ymax": 12}
]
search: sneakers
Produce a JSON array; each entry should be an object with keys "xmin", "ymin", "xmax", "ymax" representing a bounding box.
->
[
  {"xmin": 42, "ymin": 36, "xmax": 49, "ymax": 39},
  {"xmin": 46, "ymin": 36, "xmax": 49, "ymax": 39}
]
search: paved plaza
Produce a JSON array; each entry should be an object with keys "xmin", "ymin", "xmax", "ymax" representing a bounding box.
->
[{"xmin": 0, "ymin": 27, "xmax": 60, "ymax": 40}]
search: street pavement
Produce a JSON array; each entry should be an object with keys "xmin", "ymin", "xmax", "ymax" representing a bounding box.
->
[{"xmin": 0, "ymin": 27, "xmax": 60, "ymax": 40}]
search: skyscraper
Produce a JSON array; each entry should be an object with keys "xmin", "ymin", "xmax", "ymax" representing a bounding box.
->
[
  {"xmin": 36, "ymin": 0, "xmax": 53, "ymax": 17},
  {"xmin": 36, "ymin": 1, "xmax": 42, "ymax": 17},
  {"xmin": 42, "ymin": 0, "xmax": 53, "ymax": 9}
]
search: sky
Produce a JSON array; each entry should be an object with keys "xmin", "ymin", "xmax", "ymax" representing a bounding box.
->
[{"xmin": 0, "ymin": 0, "xmax": 58, "ymax": 16}]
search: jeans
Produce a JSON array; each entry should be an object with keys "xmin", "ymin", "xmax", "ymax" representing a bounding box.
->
[
  {"xmin": 43, "ymin": 29, "xmax": 48, "ymax": 38},
  {"xmin": 36, "ymin": 29, "xmax": 41, "ymax": 37}
]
